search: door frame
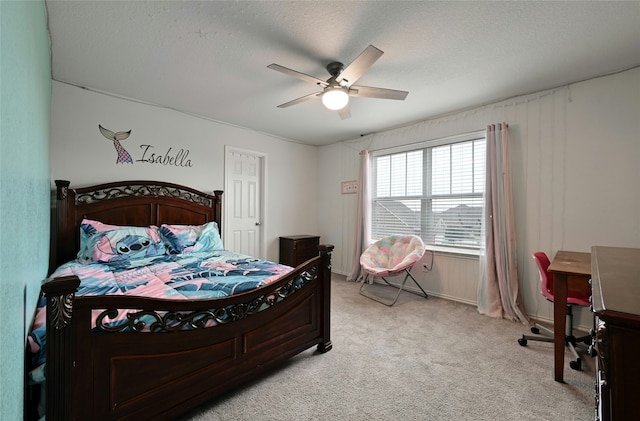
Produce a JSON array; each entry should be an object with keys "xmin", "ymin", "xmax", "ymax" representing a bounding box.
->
[{"xmin": 223, "ymin": 145, "xmax": 268, "ymax": 259}]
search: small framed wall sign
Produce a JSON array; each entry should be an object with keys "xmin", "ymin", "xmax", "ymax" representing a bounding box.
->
[{"xmin": 341, "ymin": 180, "xmax": 358, "ymax": 194}]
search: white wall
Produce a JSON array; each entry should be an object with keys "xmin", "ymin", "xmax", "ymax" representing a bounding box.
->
[
  {"xmin": 51, "ymin": 68, "xmax": 640, "ymax": 329},
  {"xmin": 318, "ymin": 67, "xmax": 640, "ymax": 329},
  {"xmin": 50, "ymin": 81, "xmax": 319, "ymax": 262}
]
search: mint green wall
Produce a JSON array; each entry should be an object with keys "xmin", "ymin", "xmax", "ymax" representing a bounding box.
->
[{"xmin": 0, "ymin": 1, "xmax": 51, "ymax": 419}]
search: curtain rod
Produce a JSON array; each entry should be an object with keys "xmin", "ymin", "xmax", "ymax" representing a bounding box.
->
[{"xmin": 368, "ymin": 128, "xmax": 488, "ymax": 154}]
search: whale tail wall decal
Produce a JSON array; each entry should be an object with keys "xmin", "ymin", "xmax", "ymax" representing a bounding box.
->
[{"xmin": 98, "ymin": 124, "xmax": 133, "ymax": 164}]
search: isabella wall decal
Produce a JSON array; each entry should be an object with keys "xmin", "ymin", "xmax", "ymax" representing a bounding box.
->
[
  {"xmin": 137, "ymin": 145, "xmax": 193, "ymax": 167},
  {"xmin": 98, "ymin": 124, "xmax": 133, "ymax": 164}
]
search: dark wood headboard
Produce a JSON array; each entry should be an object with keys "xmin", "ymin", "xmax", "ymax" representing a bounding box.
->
[{"xmin": 53, "ymin": 180, "xmax": 223, "ymax": 270}]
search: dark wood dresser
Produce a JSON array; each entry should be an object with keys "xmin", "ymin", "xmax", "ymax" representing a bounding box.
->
[
  {"xmin": 279, "ymin": 235, "xmax": 320, "ymax": 267},
  {"xmin": 591, "ymin": 246, "xmax": 640, "ymax": 421}
]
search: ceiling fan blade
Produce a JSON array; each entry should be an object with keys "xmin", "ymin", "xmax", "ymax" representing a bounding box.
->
[
  {"xmin": 338, "ymin": 104, "xmax": 351, "ymax": 120},
  {"xmin": 276, "ymin": 91, "xmax": 322, "ymax": 108},
  {"xmin": 335, "ymin": 45, "xmax": 384, "ymax": 86},
  {"xmin": 267, "ymin": 64, "xmax": 328, "ymax": 87},
  {"xmin": 349, "ymin": 85, "xmax": 409, "ymax": 100}
]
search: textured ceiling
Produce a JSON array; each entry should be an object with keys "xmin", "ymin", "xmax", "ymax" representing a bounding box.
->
[{"xmin": 46, "ymin": 1, "xmax": 640, "ymax": 146}]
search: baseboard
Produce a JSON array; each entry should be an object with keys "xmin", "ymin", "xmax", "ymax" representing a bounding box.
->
[
  {"xmin": 366, "ymin": 278, "xmax": 477, "ymax": 307},
  {"xmin": 361, "ymin": 276, "xmax": 593, "ymax": 332}
]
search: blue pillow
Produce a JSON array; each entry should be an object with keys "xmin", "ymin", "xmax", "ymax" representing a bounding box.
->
[{"xmin": 159, "ymin": 222, "xmax": 224, "ymax": 254}]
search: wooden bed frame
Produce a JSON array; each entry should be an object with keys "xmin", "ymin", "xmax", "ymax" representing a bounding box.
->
[{"xmin": 39, "ymin": 180, "xmax": 333, "ymax": 420}]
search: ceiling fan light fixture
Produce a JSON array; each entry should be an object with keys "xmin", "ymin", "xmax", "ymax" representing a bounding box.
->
[{"xmin": 322, "ymin": 87, "xmax": 349, "ymax": 110}]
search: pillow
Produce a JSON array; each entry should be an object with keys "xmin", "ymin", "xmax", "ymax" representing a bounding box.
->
[
  {"xmin": 78, "ymin": 219, "xmax": 125, "ymax": 257},
  {"xmin": 159, "ymin": 221, "xmax": 224, "ymax": 254},
  {"xmin": 77, "ymin": 219, "xmax": 166, "ymax": 264}
]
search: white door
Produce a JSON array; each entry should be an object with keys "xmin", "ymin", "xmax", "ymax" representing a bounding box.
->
[{"xmin": 224, "ymin": 147, "xmax": 264, "ymax": 257}]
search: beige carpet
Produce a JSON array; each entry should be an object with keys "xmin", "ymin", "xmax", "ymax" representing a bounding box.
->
[{"xmin": 179, "ymin": 276, "xmax": 594, "ymax": 420}]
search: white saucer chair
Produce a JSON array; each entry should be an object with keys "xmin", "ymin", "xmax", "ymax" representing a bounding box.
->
[{"xmin": 359, "ymin": 234, "xmax": 428, "ymax": 306}]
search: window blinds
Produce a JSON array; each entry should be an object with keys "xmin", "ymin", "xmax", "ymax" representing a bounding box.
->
[{"xmin": 371, "ymin": 134, "xmax": 486, "ymax": 251}]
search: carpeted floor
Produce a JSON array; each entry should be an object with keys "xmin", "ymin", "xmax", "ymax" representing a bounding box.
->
[{"xmin": 179, "ymin": 276, "xmax": 595, "ymax": 420}]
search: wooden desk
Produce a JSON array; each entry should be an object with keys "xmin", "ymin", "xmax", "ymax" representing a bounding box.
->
[{"xmin": 548, "ymin": 250, "xmax": 592, "ymax": 382}]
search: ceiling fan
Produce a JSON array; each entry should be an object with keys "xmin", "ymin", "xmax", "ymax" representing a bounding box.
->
[{"xmin": 267, "ymin": 45, "xmax": 409, "ymax": 119}]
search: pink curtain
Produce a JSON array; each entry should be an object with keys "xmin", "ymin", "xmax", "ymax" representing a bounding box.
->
[
  {"xmin": 478, "ymin": 123, "xmax": 529, "ymax": 322},
  {"xmin": 347, "ymin": 150, "xmax": 371, "ymax": 281}
]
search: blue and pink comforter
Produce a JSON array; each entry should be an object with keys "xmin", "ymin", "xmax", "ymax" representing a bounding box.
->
[{"xmin": 27, "ymin": 250, "xmax": 294, "ymax": 385}]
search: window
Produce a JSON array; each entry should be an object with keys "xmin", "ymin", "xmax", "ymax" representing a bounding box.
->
[{"xmin": 371, "ymin": 132, "xmax": 486, "ymax": 253}]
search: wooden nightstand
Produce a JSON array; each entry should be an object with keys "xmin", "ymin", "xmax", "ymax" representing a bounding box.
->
[{"xmin": 279, "ymin": 235, "xmax": 320, "ymax": 267}]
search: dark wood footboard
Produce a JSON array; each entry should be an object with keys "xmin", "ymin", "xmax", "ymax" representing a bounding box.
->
[{"xmin": 42, "ymin": 244, "xmax": 333, "ymax": 420}]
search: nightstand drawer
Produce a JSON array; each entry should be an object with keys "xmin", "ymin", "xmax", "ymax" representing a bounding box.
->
[
  {"xmin": 279, "ymin": 235, "xmax": 320, "ymax": 267},
  {"xmin": 296, "ymin": 241, "xmax": 319, "ymax": 257}
]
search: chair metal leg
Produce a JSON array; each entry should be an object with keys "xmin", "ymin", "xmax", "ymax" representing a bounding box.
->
[
  {"xmin": 359, "ymin": 268, "xmax": 428, "ymax": 306},
  {"xmin": 567, "ymin": 341, "xmax": 582, "ymax": 370},
  {"xmin": 517, "ymin": 305, "xmax": 593, "ymax": 371},
  {"xmin": 532, "ymin": 323, "xmax": 554, "ymax": 337}
]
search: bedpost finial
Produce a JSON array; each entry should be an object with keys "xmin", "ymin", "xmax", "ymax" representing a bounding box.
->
[{"xmin": 56, "ymin": 180, "xmax": 71, "ymax": 200}]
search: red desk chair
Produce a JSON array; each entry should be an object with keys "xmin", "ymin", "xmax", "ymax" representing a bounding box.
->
[{"xmin": 518, "ymin": 252, "xmax": 594, "ymax": 370}]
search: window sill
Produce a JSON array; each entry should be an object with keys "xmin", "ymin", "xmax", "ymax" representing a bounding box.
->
[{"xmin": 424, "ymin": 245, "xmax": 481, "ymax": 259}]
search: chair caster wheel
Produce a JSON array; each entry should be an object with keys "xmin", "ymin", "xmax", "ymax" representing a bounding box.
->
[
  {"xmin": 530, "ymin": 327, "xmax": 540, "ymax": 334},
  {"xmin": 518, "ymin": 337, "xmax": 527, "ymax": 346},
  {"xmin": 570, "ymin": 359, "xmax": 582, "ymax": 371}
]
